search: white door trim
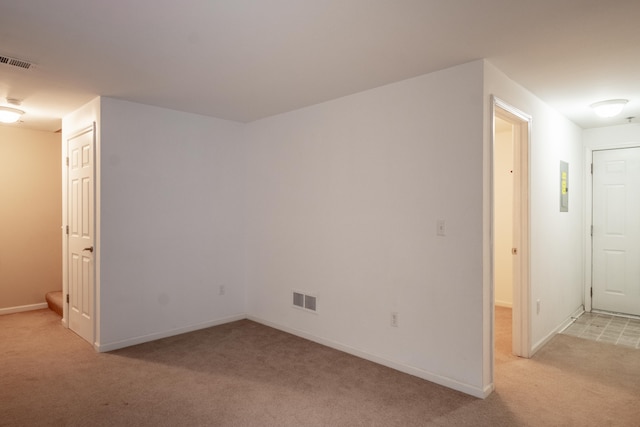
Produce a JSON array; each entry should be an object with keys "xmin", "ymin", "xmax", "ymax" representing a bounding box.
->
[
  {"xmin": 585, "ymin": 142, "xmax": 640, "ymax": 313},
  {"xmin": 491, "ymin": 96, "xmax": 532, "ymax": 358}
]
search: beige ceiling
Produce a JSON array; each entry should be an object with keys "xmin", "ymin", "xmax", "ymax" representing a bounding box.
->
[{"xmin": 1, "ymin": 0, "xmax": 639, "ymax": 132}]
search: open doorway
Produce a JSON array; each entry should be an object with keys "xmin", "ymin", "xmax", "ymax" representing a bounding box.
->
[
  {"xmin": 492, "ymin": 96, "xmax": 531, "ymax": 359},
  {"xmin": 0, "ymin": 126, "xmax": 62, "ymax": 317}
]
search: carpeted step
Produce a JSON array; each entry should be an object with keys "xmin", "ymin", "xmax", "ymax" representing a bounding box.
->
[{"xmin": 45, "ymin": 291, "xmax": 63, "ymax": 317}]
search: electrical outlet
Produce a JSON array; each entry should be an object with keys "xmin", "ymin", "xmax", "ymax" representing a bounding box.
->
[
  {"xmin": 219, "ymin": 285, "xmax": 226, "ymax": 296},
  {"xmin": 391, "ymin": 312, "xmax": 399, "ymax": 327}
]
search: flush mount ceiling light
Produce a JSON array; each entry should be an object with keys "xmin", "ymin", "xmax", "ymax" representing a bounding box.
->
[
  {"xmin": 0, "ymin": 106, "xmax": 25, "ymax": 123},
  {"xmin": 590, "ymin": 99, "xmax": 629, "ymax": 118}
]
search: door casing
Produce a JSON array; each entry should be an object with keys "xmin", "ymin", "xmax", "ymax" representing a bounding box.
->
[{"xmin": 491, "ymin": 96, "xmax": 532, "ymax": 358}]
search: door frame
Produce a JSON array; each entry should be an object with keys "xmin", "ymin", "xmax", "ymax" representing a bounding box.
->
[
  {"xmin": 62, "ymin": 122, "xmax": 97, "ymax": 346},
  {"xmin": 491, "ymin": 96, "xmax": 532, "ymax": 358},
  {"xmin": 585, "ymin": 142, "xmax": 640, "ymax": 313}
]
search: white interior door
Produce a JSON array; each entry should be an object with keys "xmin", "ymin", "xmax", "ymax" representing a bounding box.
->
[
  {"xmin": 592, "ymin": 147, "xmax": 640, "ymax": 316},
  {"xmin": 68, "ymin": 127, "xmax": 95, "ymax": 343}
]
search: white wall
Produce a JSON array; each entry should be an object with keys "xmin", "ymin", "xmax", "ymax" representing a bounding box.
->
[
  {"xmin": 245, "ymin": 61, "xmax": 488, "ymax": 397},
  {"xmin": 483, "ymin": 61, "xmax": 584, "ymax": 353},
  {"xmin": 583, "ymin": 123, "xmax": 640, "ymax": 149},
  {"xmin": 96, "ymin": 98, "xmax": 246, "ymax": 350},
  {"xmin": 494, "ymin": 124, "xmax": 513, "ymax": 308},
  {"xmin": 62, "ymin": 59, "xmax": 589, "ymax": 398}
]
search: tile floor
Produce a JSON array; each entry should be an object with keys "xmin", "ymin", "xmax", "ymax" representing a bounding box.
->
[{"xmin": 562, "ymin": 312, "xmax": 640, "ymax": 349}]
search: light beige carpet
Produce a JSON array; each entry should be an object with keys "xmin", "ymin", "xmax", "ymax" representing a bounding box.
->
[{"xmin": 1, "ymin": 307, "xmax": 639, "ymax": 426}]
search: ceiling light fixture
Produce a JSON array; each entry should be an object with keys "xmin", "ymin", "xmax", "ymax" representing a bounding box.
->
[
  {"xmin": 0, "ymin": 106, "xmax": 25, "ymax": 123},
  {"xmin": 590, "ymin": 99, "xmax": 628, "ymax": 118}
]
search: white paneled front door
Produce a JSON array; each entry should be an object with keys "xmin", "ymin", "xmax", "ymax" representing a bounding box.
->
[
  {"xmin": 67, "ymin": 126, "xmax": 95, "ymax": 344},
  {"xmin": 592, "ymin": 147, "xmax": 640, "ymax": 316}
]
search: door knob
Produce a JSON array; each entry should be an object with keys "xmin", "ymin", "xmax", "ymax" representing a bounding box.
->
[{"xmin": 83, "ymin": 246, "xmax": 94, "ymax": 253}]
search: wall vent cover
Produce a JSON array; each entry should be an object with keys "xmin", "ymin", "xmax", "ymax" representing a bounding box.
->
[
  {"xmin": 293, "ymin": 292, "xmax": 304, "ymax": 308},
  {"xmin": 304, "ymin": 295, "xmax": 316, "ymax": 311},
  {"xmin": 292, "ymin": 290, "xmax": 317, "ymax": 313},
  {"xmin": 0, "ymin": 55, "xmax": 34, "ymax": 70}
]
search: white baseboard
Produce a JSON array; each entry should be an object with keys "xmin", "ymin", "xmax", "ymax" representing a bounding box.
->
[
  {"xmin": 95, "ymin": 313, "xmax": 247, "ymax": 352},
  {"xmin": 247, "ymin": 315, "xmax": 490, "ymax": 399},
  {"xmin": 531, "ymin": 305, "xmax": 585, "ymax": 355},
  {"xmin": 0, "ymin": 302, "xmax": 48, "ymax": 316}
]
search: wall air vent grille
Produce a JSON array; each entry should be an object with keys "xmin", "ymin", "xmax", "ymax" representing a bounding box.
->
[
  {"xmin": 304, "ymin": 295, "xmax": 316, "ymax": 311},
  {"xmin": 292, "ymin": 290, "xmax": 317, "ymax": 313},
  {"xmin": 0, "ymin": 55, "xmax": 34, "ymax": 70},
  {"xmin": 293, "ymin": 292, "xmax": 304, "ymax": 308}
]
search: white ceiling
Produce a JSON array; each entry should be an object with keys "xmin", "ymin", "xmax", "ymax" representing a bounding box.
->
[{"xmin": 1, "ymin": 0, "xmax": 639, "ymax": 132}]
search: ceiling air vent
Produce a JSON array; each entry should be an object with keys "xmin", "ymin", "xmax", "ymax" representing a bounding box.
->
[{"xmin": 0, "ymin": 55, "xmax": 34, "ymax": 70}]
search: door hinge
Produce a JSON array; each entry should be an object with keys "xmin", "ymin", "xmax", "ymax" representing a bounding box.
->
[
  {"xmin": 590, "ymin": 287, "xmax": 593, "ymax": 298},
  {"xmin": 590, "ymin": 163, "xmax": 593, "ymax": 174},
  {"xmin": 66, "ymin": 225, "xmax": 69, "ymax": 235},
  {"xmin": 590, "ymin": 225, "xmax": 593, "ymax": 236},
  {"xmin": 66, "ymin": 157, "xmax": 69, "ymax": 167},
  {"xmin": 66, "ymin": 294, "xmax": 70, "ymax": 303}
]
